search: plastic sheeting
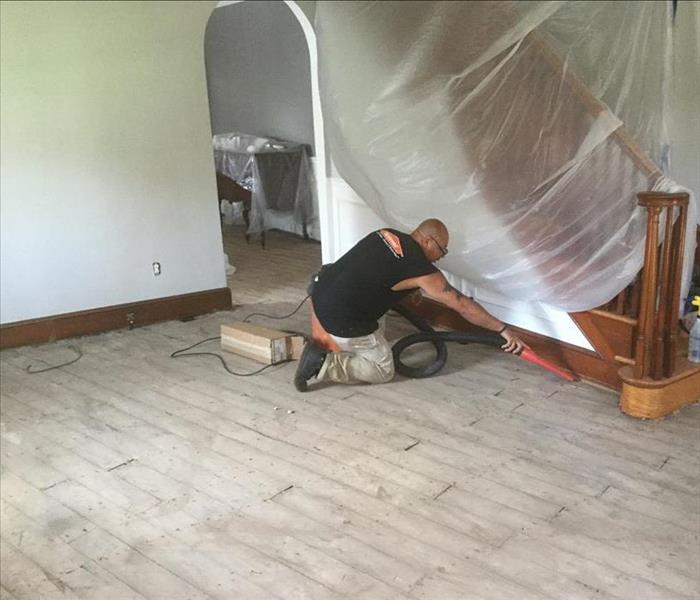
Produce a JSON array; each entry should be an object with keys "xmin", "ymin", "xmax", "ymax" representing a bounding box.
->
[
  {"xmin": 213, "ymin": 132, "xmax": 315, "ymax": 236},
  {"xmin": 316, "ymin": 1, "xmax": 697, "ymax": 312}
]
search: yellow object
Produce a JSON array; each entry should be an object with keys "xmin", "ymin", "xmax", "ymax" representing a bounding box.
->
[{"xmin": 693, "ymin": 296, "xmax": 700, "ymax": 308}]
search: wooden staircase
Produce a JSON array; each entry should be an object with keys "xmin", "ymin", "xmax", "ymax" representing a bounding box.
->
[
  {"xmin": 405, "ymin": 191, "xmax": 699, "ymax": 419},
  {"xmin": 402, "ymin": 29, "xmax": 700, "ymax": 417},
  {"xmin": 574, "ymin": 191, "xmax": 700, "ymax": 418}
]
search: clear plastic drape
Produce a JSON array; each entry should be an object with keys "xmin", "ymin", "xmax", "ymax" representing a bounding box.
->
[{"xmin": 316, "ymin": 1, "xmax": 696, "ymax": 312}]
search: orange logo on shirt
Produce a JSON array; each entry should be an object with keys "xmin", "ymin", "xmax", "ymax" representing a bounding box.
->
[{"xmin": 378, "ymin": 229, "xmax": 404, "ymax": 258}]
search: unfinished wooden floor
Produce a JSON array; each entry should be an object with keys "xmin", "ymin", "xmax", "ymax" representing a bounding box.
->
[
  {"xmin": 2, "ymin": 227, "xmax": 699, "ymax": 599},
  {"xmin": 222, "ymin": 224, "xmax": 322, "ymax": 306}
]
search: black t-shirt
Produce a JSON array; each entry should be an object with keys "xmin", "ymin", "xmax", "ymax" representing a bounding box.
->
[{"xmin": 313, "ymin": 229, "xmax": 438, "ymax": 337}]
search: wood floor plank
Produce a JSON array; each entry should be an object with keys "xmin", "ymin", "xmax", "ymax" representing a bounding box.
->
[
  {"xmin": 334, "ymin": 387, "xmax": 697, "ymax": 508},
  {"xmin": 150, "ymin": 508, "xmax": 410, "ymax": 600},
  {"xmin": 2, "ymin": 364, "xmax": 289, "ymax": 501},
  {"xmin": 50, "ymin": 463, "xmax": 413, "ymax": 600},
  {"xmin": 0, "ymin": 539, "xmax": 82, "ymax": 600},
  {"xmin": 149, "ymin": 505, "xmax": 420, "ymax": 599},
  {"xmin": 40, "ymin": 402, "xmax": 421, "ymax": 598},
  {"xmin": 95, "ymin": 358, "xmax": 552, "ymax": 546},
  {"xmin": 332, "ymin": 391, "xmax": 612, "ymax": 497},
  {"xmin": 80, "ymin": 337, "xmax": 579, "ymax": 528},
  {"xmin": 45, "ymin": 405, "xmax": 445, "ymax": 597},
  {"xmin": 31, "ymin": 344, "xmax": 644, "ymax": 596},
  {"xmin": 471, "ymin": 413, "xmax": 700, "ymax": 497},
  {"xmin": 1, "ymin": 407, "xmax": 162, "ymax": 515},
  {"xmin": 41, "ymin": 359, "xmax": 561, "ymax": 599},
  {"xmin": 536, "ymin": 387, "xmax": 700, "ymax": 442},
  {"xmin": 598, "ymin": 484, "xmax": 700, "ymax": 529},
  {"xmin": 47, "ymin": 480, "xmax": 282, "ymax": 600},
  {"xmin": 1, "ymin": 501, "xmax": 146, "ymax": 600},
  {"xmin": 31, "ymin": 354, "xmax": 527, "ymax": 549},
  {"xmin": 3, "ymin": 370, "xmax": 419, "ymax": 597},
  {"xmin": 549, "ymin": 496, "xmax": 699, "ymax": 578},
  {"xmin": 275, "ymin": 484, "xmax": 608, "ymax": 600},
  {"xmin": 0, "ymin": 470, "xmax": 94, "ymax": 545},
  {"xmin": 0, "ymin": 442, "xmax": 66, "ymax": 493},
  {"xmin": 491, "ymin": 536, "xmax": 697, "ymax": 600},
  {"xmin": 0, "ymin": 586, "xmax": 19, "ymax": 600},
  {"xmin": 485, "ymin": 409, "xmax": 698, "ymax": 480},
  {"xmin": 146, "ymin": 369, "xmax": 565, "ymax": 524},
  {"xmin": 56, "ymin": 407, "xmax": 428, "ymax": 597},
  {"xmin": 159, "ymin": 372, "xmax": 562, "ymax": 521},
  {"xmin": 509, "ymin": 397, "xmax": 700, "ymax": 469}
]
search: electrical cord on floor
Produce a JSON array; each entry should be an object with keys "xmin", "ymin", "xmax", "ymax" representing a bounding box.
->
[
  {"xmin": 242, "ymin": 295, "xmax": 310, "ymax": 323},
  {"xmin": 24, "ymin": 297, "xmax": 312, "ymax": 378},
  {"xmin": 170, "ymin": 336, "xmax": 286, "ymax": 377},
  {"xmin": 26, "ymin": 345, "xmax": 83, "ymax": 374},
  {"xmin": 170, "ymin": 295, "xmax": 311, "ymax": 377}
]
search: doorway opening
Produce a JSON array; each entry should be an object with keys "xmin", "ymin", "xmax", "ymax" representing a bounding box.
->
[{"xmin": 205, "ymin": 0, "xmax": 326, "ymax": 308}]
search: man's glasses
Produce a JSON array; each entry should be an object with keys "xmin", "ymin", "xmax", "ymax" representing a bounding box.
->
[{"xmin": 430, "ymin": 237, "xmax": 448, "ymax": 258}]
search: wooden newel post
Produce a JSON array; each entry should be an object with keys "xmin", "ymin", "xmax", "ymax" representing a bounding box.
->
[{"xmin": 634, "ymin": 192, "xmax": 689, "ymax": 380}]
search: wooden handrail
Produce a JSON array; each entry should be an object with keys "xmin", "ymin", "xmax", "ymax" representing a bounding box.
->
[{"xmin": 526, "ymin": 30, "xmax": 663, "ymax": 181}]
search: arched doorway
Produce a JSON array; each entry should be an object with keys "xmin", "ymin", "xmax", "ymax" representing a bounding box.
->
[{"xmin": 206, "ymin": 0, "xmax": 330, "ymax": 306}]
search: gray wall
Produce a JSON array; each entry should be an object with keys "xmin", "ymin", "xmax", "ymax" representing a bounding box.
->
[
  {"xmin": 205, "ymin": 1, "xmax": 314, "ymax": 153},
  {"xmin": 1, "ymin": 0, "xmax": 225, "ymax": 324}
]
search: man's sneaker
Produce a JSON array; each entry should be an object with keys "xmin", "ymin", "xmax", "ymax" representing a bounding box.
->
[{"xmin": 294, "ymin": 341, "xmax": 327, "ymax": 392}]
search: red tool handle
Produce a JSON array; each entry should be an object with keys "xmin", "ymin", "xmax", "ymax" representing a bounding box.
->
[{"xmin": 518, "ymin": 348, "xmax": 577, "ymax": 382}]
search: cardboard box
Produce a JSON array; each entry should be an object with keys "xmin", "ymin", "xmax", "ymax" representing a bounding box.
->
[{"xmin": 221, "ymin": 322, "xmax": 305, "ymax": 365}]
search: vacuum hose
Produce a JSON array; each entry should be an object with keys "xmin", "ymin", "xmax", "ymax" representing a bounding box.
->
[
  {"xmin": 391, "ymin": 303, "xmax": 503, "ymax": 379},
  {"xmin": 307, "ymin": 268, "xmax": 575, "ymax": 382}
]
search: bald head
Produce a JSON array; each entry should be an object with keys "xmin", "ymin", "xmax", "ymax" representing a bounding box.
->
[
  {"xmin": 411, "ymin": 218, "xmax": 449, "ymax": 262},
  {"xmin": 414, "ymin": 219, "xmax": 448, "ymax": 242}
]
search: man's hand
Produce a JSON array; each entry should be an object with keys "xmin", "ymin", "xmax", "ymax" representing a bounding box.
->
[{"xmin": 500, "ymin": 327, "xmax": 526, "ymax": 354}]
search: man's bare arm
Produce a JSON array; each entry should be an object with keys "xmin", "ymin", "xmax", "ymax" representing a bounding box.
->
[
  {"xmin": 423, "ymin": 273, "xmax": 503, "ymax": 331},
  {"xmin": 396, "ymin": 272, "xmax": 526, "ymax": 353}
]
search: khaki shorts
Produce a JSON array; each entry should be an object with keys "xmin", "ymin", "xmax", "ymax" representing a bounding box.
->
[{"xmin": 317, "ymin": 320, "xmax": 394, "ymax": 385}]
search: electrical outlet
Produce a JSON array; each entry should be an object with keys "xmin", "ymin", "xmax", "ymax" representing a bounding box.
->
[
  {"xmin": 126, "ymin": 312, "xmax": 136, "ymax": 329},
  {"xmin": 152, "ymin": 262, "xmax": 161, "ymax": 276}
]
